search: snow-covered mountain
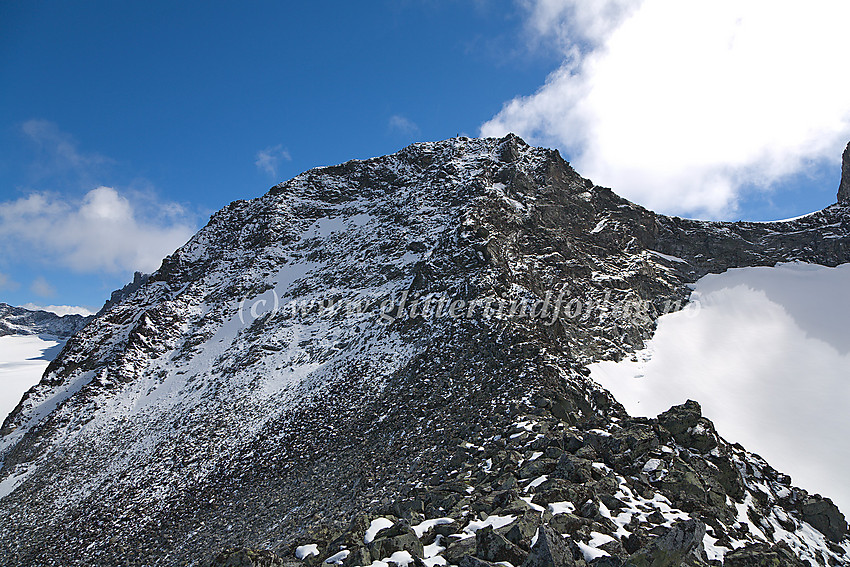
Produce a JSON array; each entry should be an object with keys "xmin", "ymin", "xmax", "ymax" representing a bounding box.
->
[
  {"xmin": 1, "ymin": 135, "xmax": 849, "ymax": 566},
  {"xmin": 0, "ymin": 302, "xmax": 91, "ymax": 339}
]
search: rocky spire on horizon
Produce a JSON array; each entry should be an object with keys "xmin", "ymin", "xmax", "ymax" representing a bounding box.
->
[{"xmin": 839, "ymin": 141, "xmax": 850, "ymax": 205}]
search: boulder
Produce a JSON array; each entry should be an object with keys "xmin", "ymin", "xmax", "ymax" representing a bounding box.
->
[
  {"xmin": 656, "ymin": 401, "xmax": 716, "ymax": 453},
  {"xmin": 444, "ymin": 537, "xmax": 477, "ymax": 565},
  {"xmin": 521, "ymin": 525, "xmax": 580, "ymax": 567},
  {"xmin": 628, "ymin": 519, "xmax": 707, "ymax": 567},
  {"xmin": 368, "ymin": 521, "xmax": 423, "ymax": 560},
  {"xmin": 554, "ymin": 454, "xmax": 593, "ymax": 484},
  {"xmin": 341, "ymin": 547, "xmax": 371, "ymax": 567},
  {"xmin": 504, "ymin": 510, "xmax": 545, "ymax": 547},
  {"xmin": 518, "ymin": 458, "xmax": 559, "ymax": 480},
  {"xmin": 549, "ymin": 513, "xmax": 588, "ymax": 534},
  {"xmin": 475, "ymin": 525, "xmax": 528, "ymax": 565},
  {"xmin": 800, "ymin": 496, "xmax": 848, "ymax": 543}
]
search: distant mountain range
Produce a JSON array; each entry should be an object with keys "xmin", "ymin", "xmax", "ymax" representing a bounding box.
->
[{"xmin": 0, "ymin": 302, "xmax": 92, "ymax": 339}]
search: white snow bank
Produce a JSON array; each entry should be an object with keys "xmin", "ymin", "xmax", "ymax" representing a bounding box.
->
[
  {"xmin": 0, "ymin": 335, "xmax": 64, "ymax": 422},
  {"xmin": 459, "ymin": 514, "xmax": 517, "ymax": 539},
  {"xmin": 364, "ymin": 517, "xmax": 395, "ymax": 544},
  {"xmin": 590, "ymin": 262, "xmax": 850, "ymax": 515},
  {"xmin": 295, "ymin": 544, "xmax": 319, "ymax": 559}
]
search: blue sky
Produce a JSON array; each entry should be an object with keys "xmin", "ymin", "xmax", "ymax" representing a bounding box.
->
[{"xmin": 2, "ymin": 1, "xmax": 849, "ymax": 312}]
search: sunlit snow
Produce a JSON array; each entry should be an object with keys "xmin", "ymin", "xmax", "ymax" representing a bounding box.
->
[
  {"xmin": 590, "ymin": 262, "xmax": 850, "ymax": 515},
  {"xmin": 0, "ymin": 335, "xmax": 63, "ymax": 422}
]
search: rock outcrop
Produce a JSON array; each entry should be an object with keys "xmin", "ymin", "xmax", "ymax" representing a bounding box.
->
[{"xmin": 839, "ymin": 141, "xmax": 850, "ymax": 205}]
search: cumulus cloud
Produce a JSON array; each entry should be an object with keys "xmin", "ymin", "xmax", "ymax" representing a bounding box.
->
[
  {"xmin": 483, "ymin": 1, "xmax": 850, "ymax": 218},
  {"xmin": 388, "ymin": 114, "xmax": 420, "ymax": 137},
  {"xmin": 0, "ymin": 186, "xmax": 196, "ymax": 274},
  {"xmin": 19, "ymin": 303, "xmax": 95, "ymax": 317},
  {"xmin": 29, "ymin": 276, "xmax": 56, "ymax": 298},
  {"xmin": 521, "ymin": 0, "xmax": 639, "ymax": 51},
  {"xmin": 255, "ymin": 145, "xmax": 292, "ymax": 178},
  {"xmin": 590, "ymin": 263, "xmax": 850, "ymax": 514}
]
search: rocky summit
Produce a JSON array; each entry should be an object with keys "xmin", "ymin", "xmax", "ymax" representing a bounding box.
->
[{"xmin": 1, "ymin": 135, "xmax": 849, "ymax": 566}]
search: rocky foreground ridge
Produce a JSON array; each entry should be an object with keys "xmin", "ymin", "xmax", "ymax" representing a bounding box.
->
[{"xmin": 1, "ymin": 135, "xmax": 849, "ymax": 566}]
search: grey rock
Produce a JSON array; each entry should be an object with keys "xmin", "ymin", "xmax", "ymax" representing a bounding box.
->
[
  {"xmin": 518, "ymin": 458, "xmax": 559, "ymax": 480},
  {"xmin": 521, "ymin": 525, "xmax": 579, "ymax": 567},
  {"xmin": 549, "ymin": 513, "xmax": 588, "ymax": 535},
  {"xmin": 627, "ymin": 519, "xmax": 707, "ymax": 567},
  {"xmin": 657, "ymin": 401, "xmax": 716, "ymax": 453},
  {"xmin": 840, "ymin": 141, "xmax": 850, "ymax": 205},
  {"xmin": 554, "ymin": 454, "xmax": 593, "ymax": 484},
  {"xmin": 800, "ymin": 495, "xmax": 848, "ymax": 543},
  {"xmin": 368, "ymin": 522, "xmax": 423, "ymax": 560},
  {"xmin": 445, "ymin": 538, "xmax": 477, "ymax": 565},
  {"xmin": 504, "ymin": 510, "xmax": 544, "ymax": 547},
  {"xmin": 475, "ymin": 525, "xmax": 528, "ymax": 565},
  {"xmin": 342, "ymin": 547, "xmax": 371, "ymax": 567}
]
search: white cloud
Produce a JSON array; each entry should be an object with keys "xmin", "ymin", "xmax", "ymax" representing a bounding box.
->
[
  {"xmin": 0, "ymin": 272, "xmax": 19, "ymax": 292},
  {"xmin": 521, "ymin": 0, "xmax": 639, "ymax": 51},
  {"xmin": 388, "ymin": 114, "xmax": 420, "ymax": 137},
  {"xmin": 21, "ymin": 119, "xmax": 112, "ymax": 183},
  {"xmin": 483, "ymin": 1, "xmax": 850, "ymax": 218},
  {"xmin": 255, "ymin": 145, "xmax": 292, "ymax": 178},
  {"xmin": 19, "ymin": 303, "xmax": 95, "ymax": 317},
  {"xmin": 0, "ymin": 186, "xmax": 196, "ymax": 274},
  {"xmin": 590, "ymin": 263, "xmax": 850, "ymax": 515},
  {"xmin": 29, "ymin": 276, "xmax": 56, "ymax": 298}
]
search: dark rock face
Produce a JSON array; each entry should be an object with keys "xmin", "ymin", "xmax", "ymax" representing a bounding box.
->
[
  {"xmin": 800, "ymin": 496, "xmax": 848, "ymax": 543},
  {"xmin": 522, "ymin": 526, "xmax": 579, "ymax": 567},
  {"xmin": 0, "ymin": 136, "xmax": 849, "ymax": 566},
  {"xmin": 628, "ymin": 519, "xmax": 707, "ymax": 566},
  {"xmin": 840, "ymin": 141, "xmax": 850, "ymax": 205}
]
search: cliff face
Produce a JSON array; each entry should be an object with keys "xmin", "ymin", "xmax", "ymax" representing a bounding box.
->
[{"xmin": 0, "ymin": 135, "xmax": 848, "ymax": 566}]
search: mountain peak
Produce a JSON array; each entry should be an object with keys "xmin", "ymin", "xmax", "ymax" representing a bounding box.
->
[
  {"xmin": 840, "ymin": 141, "xmax": 850, "ymax": 205},
  {"xmin": 2, "ymin": 136, "xmax": 850, "ymax": 565}
]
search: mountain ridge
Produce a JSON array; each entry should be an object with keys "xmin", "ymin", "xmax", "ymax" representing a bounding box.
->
[{"xmin": 0, "ymin": 135, "xmax": 848, "ymax": 566}]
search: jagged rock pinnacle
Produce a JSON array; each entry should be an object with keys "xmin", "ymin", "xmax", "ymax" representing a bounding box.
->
[{"xmin": 840, "ymin": 141, "xmax": 850, "ymax": 205}]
